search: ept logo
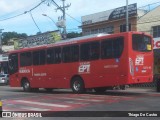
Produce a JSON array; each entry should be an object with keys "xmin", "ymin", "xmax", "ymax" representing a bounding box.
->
[
  {"xmin": 78, "ymin": 62, "xmax": 90, "ymax": 73},
  {"xmin": 135, "ymin": 55, "xmax": 144, "ymax": 65}
]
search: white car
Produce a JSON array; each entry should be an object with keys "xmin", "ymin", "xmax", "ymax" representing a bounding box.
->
[{"xmin": 0, "ymin": 74, "xmax": 9, "ymax": 85}]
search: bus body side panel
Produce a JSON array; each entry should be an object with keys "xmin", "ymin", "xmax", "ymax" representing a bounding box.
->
[
  {"xmin": 80, "ymin": 34, "xmax": 129, "ymax": 88},
  {"xmin": 10, "ymin": 73, "xmax": 21, "ymax": 87}
]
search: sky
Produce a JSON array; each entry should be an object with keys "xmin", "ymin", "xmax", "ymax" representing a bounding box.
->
[{"xmin": 0, "ymin": 0, "xmax": 160, "ymax": 36}]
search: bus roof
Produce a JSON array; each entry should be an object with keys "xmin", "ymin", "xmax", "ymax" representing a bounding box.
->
[{"xmin": 8, "ymin": 31, "xmax": 150, "ymax": 54}]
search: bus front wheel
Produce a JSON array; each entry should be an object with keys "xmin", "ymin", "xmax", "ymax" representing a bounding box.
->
[
  {"xmin": 22, "ymin": 80, "xmax": 31, "ymax": 92},
  {"xmin": 71, "ymin": 77, "xmax": 85, "ymax": 94}
]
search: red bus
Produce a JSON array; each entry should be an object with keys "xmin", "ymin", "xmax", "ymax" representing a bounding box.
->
[{"xmin": 8, "ymin": 32, "xmax": 153, "ymax": 93}]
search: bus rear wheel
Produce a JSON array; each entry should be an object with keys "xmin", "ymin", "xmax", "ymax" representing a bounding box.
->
[
  {"xmin": 22, "ymin": 80, "xmax": 31, "ymax": 92},
  {"xmin": 71, "ymin": 77, "xmax": 85, "ymax": 94},
  {"xmin": 94, "ymin": 87, "xmax": 107, "ymax": 93}
]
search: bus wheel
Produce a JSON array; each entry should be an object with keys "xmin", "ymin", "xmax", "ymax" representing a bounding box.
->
[
  {"xmin": 45, "ymin": 88, "xmax": 53, "ymax": 92},
  {"xmin": 22, "ymin": 80, "xmax": 31, "ymax": 92},
  {"xmin": 71, "ymin": 77, "xmax": 85, "ymax": 94},
  {"xmin": 94, "ymin": 87, "xmax": 106, "ymax": 93}
]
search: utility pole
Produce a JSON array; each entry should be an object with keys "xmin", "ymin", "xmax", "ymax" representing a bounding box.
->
[
  {"xmin": 126, "ymin": 0, "xmax": 129, "ymax": 32},
  {"xmin": 55, "ymin": 0, "xmax": 71, "ymax": 39},
  {"xmin": 0, "ymin": 29, "xmax": 4, "ymax": 53}
]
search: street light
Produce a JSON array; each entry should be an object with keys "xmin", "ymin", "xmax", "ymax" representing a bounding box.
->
[{"xmin": 42, "ymin": 14, "xmax": 60, "ymax": 30}]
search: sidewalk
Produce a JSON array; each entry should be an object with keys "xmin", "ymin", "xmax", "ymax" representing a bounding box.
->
[{"xmin": 124, "ymin": 87, "xmax": 157, "ymax": 93}]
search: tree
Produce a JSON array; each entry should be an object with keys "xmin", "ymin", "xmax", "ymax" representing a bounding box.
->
[
  {"xmin": 67, "ymin": 32, "xmax": 82, "ymax": 38},
  {"xmin": 1, "ymin": 32, "xmax": 28, "ymax": 45}
]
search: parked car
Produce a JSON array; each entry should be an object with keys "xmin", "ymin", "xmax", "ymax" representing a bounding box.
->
[{"xmin": 0, "ymin": 74, "xmax": 9, "ymax": 85}]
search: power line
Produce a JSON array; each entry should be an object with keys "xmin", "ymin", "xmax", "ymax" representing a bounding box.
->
[
  {"xmin": 65, "ymin": 13, "xmax": 81, "ymax": 23},
  {"xmin": 29, "ymin": 1, "xmax": 44, "ymax": 11},
  {"xmin": 29, "ymin": 11, "xmax": 41, "ymax": 32},
  {"xmin": 0, "ymin": 12, "xmax": 26, "ymax": 21},
  {"xmin": 0, "ymin": 1, "xmax": 44, "ymax": 21}
]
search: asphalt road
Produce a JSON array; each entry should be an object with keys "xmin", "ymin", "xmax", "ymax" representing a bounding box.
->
[{"xmin": 0, "ymin": 85, "xmax": 160, "ymax": 120}]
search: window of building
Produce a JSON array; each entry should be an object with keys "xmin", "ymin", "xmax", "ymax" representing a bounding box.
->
[
  {"xmin": 91, "ymin": 29, "xmax": 98, "ymax": 34},
  {"xmin": 101, "ymin": 37, "xmax": 124, "ymax": 59},
  {"xmin": 152, "ymin": 25, "xmax": 160, "ymax": 38},
  {"xmin": 120, "ymin": 24, "xmax": 131, "ymax": 32}
]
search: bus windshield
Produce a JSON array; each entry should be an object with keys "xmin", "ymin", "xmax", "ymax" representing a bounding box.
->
[{"xmin": 132, "ymin": 34, "xmax": 152, "ymax": 52}]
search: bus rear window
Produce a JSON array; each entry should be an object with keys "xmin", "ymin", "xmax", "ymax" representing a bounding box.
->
[{"xmin": 132, "ymin": 34, "xmax": 152, "ymax": 52}]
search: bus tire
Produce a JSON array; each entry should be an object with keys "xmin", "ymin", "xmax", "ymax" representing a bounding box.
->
[
  {"xmin": 71, "ymin": 77, "xmax": 85, "ymax": 94},
  {"xmin": 22, "ymin": 79, "xmax": 31, "ymax": 92},
  {"xmin": 94, "ymin": 87, "xmax": 106, "ymax": 93}
]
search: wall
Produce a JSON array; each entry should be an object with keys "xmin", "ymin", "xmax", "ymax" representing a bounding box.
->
[{"xmin": 137, "ymin": 6, "xmax": 160, "ymax": 34}]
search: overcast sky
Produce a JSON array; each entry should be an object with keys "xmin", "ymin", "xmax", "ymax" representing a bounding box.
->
[{"xmin": 0, "ymin": 0, "xmax": 160, "ymax": 35}]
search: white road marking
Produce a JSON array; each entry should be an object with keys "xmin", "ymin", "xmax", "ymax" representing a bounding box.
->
[
  {"xmin": 19, "ymin": 106, "xmax": 50, "ymax": 111},
  {"xmin": 51, "ymin": 96, "xmax": 104, "ymax": 102},
  {"xmin": 15, "ymin": 100, "xmax": 69, "ymax": 108},
  {"xmin": 66, "ymin": 101, "xmax": 89, "ymax": 104}
]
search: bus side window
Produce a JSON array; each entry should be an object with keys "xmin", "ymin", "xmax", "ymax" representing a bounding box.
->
[
  {"xmin": 80, "ymin": 43, "xmax": 90, "ymax": 61},
  {"xmin": 90, "ymin": 42, "xmax": 100, "ymax": 60},
  {"xmin": 47, "ymin": 48, "xmax": 55, "ymax": 64},
  {"xmin": 71, "ymin": 45, "xmax": 79, "ymax": 62},
  {"xmin": 33, "ymin": 50, "xmax": 45, "ymax": 65},
  {"xmin": 20, "ymin": 52, "xmax": 32, "ymax": 67},
  {"xmin": 33, "ymin": 51, "xmax": 39, "ymax": 65},
  {"xmin": 8, "ymin": 53, "xmax": 18, "ymax": 75},
  {"xmin": 62, "ymin": 46, "xmax": 71, "ymax": 63},
  {"xmin": 101, "ymin": 40, "xmax": 112, "ymax": 59},
  {"xmin": 39, "ymin": 50, "xmax": 45, "ymax": 65},
  {"xmin": 113, "ymin": 37, "xmax": 124, "ymax": 58},
  {"xmin": 55, "ymin": 47, "xmax": 61, "ymax": 64}
]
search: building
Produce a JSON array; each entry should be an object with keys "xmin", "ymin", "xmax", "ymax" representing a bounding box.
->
[{"xmin": 81, "ymin": 3, "xmax": 147, "ymax": 36}]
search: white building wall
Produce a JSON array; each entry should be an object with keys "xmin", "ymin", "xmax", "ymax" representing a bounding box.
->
[{"xmin": 137, "ymin": 6, "xmax": 160, "ymax": 34}]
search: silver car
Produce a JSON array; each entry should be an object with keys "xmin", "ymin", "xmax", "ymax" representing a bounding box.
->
[{"xmin": 0, "ymin": 74, "xmax": 9, "ymax": 85}]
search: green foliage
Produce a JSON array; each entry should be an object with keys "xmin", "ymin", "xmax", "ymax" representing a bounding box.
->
[
  {"xmin": 67, "ymin": 32, "xmax": 82, "ymax": 38},
  {"xmin": 2, "ymin": 32, "xmax": 28, "ymax": 45}
]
